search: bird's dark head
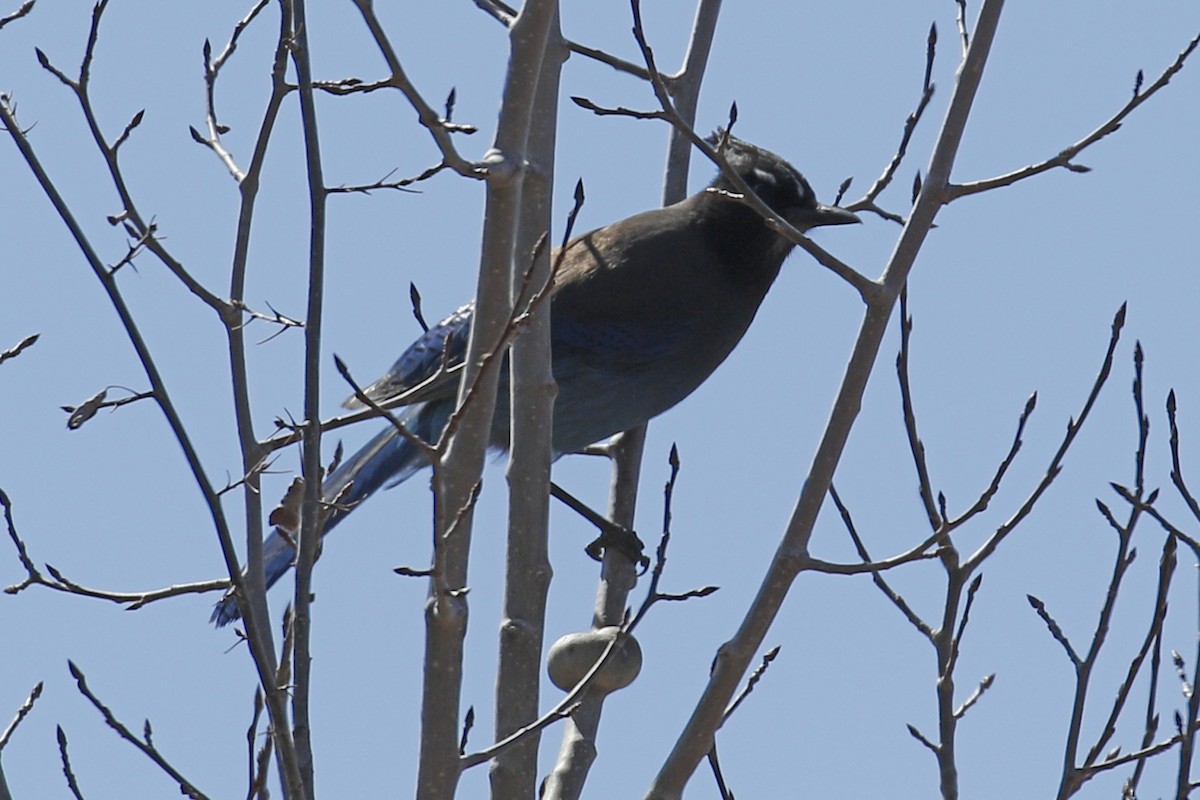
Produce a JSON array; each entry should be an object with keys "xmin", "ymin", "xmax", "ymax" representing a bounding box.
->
[{"xmin": 706, "ymin": 131, "xmax": 860, "ymax": 233}]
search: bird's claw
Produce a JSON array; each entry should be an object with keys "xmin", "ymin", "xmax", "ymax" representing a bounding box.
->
[{"xmin": 585, "ymin": 524, "xmax": 649, "ymax": 574}]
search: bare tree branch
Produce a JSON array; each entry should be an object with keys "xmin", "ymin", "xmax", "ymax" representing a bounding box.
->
[
  {"xmin": 68, "ymin": 662, "xmax": 210, "ymax": 799},
  {"xmin": 949, "ymin": 31, "xmax": 1200, "ymax": 199},
  {"xmin": 0, "ymin": 681, "xmax": 42, "ymax": 752},
  {"xmin": 0, "ymin": 333, "xmax": 39, "ymax": 365},
  {"xmin": 0, "ymin": 0, "xmax": 35, "ymax": 31},
  {"xmin": 849, "ymin": 22, "xmax": 938, "ymax": 224}
]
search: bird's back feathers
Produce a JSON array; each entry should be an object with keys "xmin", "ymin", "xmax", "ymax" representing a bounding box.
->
[{"xmin": 211, "ymin": 135, "xmax": 857, "ymax": 626}]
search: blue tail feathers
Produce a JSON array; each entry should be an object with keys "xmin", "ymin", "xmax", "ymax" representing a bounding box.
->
[{"xmin": 210, "ymin": 401, "xmax": 450, "ymax": 627}]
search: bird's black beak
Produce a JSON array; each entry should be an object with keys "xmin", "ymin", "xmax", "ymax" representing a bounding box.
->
[{"xmin": 807, "ymin": 204, "xmax": 861, "ymax": 228}]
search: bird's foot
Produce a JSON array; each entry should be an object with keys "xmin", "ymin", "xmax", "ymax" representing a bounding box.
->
[{"xmin": 585, "ymin": 523, "xmax": 649, "ymax": 573}]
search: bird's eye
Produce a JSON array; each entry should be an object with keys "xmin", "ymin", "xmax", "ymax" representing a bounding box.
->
[{"xmin": 788, "ymin": 173, "xmax": 814, "ymax": 206}]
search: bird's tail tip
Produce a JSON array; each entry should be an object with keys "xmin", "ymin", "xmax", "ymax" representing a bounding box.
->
[{"xmin": 210, "ymin": 595, "xmax": 240, "ymax": 628}]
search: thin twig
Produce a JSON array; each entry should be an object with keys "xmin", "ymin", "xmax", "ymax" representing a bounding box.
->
[
  {"xmin": 617, "ymin": 0, "xmax": 877, "ymax": 302},
  {"xmin": 0, "ymin": 681, "xmax": 43, "ymax": 751},
  {"xmin": 947, "ymin": 574, "xmax": 983, "ymax": 677},
  {"xmin": 828, "ymin": 484, "xmax": 934, "ymax": 639},
  {"xmin": 0, "ymin": 0, "xmax": 36, "ymax": 31},
  {"xmin": 965, "ymin": 304, "xmax": 1127, "ymax": 570},
  {"xmin": 2, "ymin": 487, "xmax": 231, "ymax": 605},
  {"xmin": 946, "ymin": 392, "xmax": 1037, "ymax": 529},
  {"xmin": 1081, "ymin": 535, "xmax": 1175, "ymax": 772},
  {"xmin": 0, "ymin": 333, "xmax": 38, "ymax": 365},
  {"xmin": 31, "ymin": 8, "xmax": 226, "ymax": 310},
  {"xmin": 1167, "ymin": 391, "xmax": 1200, "ymax": 525},
  {"xmin": 69, "ymin": 661, "xmax": 210, "ymax": 799},
  {"xmin": 194, "ymin": 0, "xmax": 273, "ymax": 181},
  {"xmin": 1028, "ymin": 594, "xmax": 1081, "ymax": 666},
  {"xmin": 349, "ymin": 0, "xmax": 484, "ymax": 181},
  {"xmin": 722, "ymin": 646, "xmax": 780, "ymax": 722},
  {"xmin": 954, "ymin": 0, "xmax": 969, "ymax": 56},
  {"xmin": 850, "ymin": 22, "xmax": 938, "ymax": 223},
  {"xmin": 949, "ymin": 32, "xmax": 1200, "ymax": 199},
  {"xmin": 952, "ymin": 673, "xmax": 994, "ymax": 719},
  {"xmin": 56, "ymin": 726, "xmax": 84, "ymax": 800},
  {"xmin": 473, "ymin": 0, "xmax": 661, "ymax": 82},
  {"xmin": 896, "ymin": 288, "xmax": 941, "ymax": 530}
]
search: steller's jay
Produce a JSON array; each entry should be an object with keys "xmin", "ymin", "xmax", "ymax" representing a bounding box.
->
[{"xmin": 211, "ymin": 134, "xmax": 858, "ymax": 626}]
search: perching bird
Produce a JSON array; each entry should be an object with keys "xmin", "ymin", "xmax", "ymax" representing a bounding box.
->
[{"xmin": 211, "ymin": 134, "xmax": 858, "ymax": 626}]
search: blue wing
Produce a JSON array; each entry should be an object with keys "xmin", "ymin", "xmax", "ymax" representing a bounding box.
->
[
  {"xmin": 211, "ymin": 310, "xmax": 469, "ymax": 628},
  {"xmin": 209, "ymin": 399, "xmax": 452, "ymax": 627},
  {"xmin": 550, "ymin": 315, "xmax": 689, "ymax": 365},
  {"xmin": 345, "ymin": 304, "xmax": 473, "ymax": 409}
]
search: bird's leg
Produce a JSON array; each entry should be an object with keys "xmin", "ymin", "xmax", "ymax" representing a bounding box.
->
[{"xmin": 549, "ymin": 482, "xmax": 649, "ymax": 572}]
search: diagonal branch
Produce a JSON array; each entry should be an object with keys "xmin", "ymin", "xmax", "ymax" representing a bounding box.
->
[
  {"xmin": 949, "ymin": 31, "xmax": 1200, "ymax": 199},
  {"xmin": 828, "ymin": 484, "xmax": 934, "ymax": 639},
  {"xmin": 0, "ymin": 0, "xmax": 36, "ymax": 31},
  {"xmin": 349, "ymin": 0, "xmax": 485, "ymax": 182},
  {"xmin": 611, "ymin": 0, "xmax": 877, "ymax": 302},
  {"xmin": 0, "ymin": 333, "xmax": 38, "ymax": 366},
  {"xmin": 850, "ymin": 21, "xmax": 938, "ymax": 224},
  {"xmin": 69, "ymin": 662, "xmax": 210, "ymax": 800},
  {"xmin": 965, "ymin": 305, "xmax": 1126, "ymax": 570},
  {"xmin": 649, "ymin": 4, "xmax": 1009, "ymax": 794}
]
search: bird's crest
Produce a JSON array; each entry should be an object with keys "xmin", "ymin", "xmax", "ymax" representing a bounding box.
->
[{"xmin": 705, "ymin": 130, "xmax": 817, "ymax": 212}]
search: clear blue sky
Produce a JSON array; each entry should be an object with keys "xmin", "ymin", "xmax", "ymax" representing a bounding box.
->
[{"xmin": 3, "ymin": 2, "xmax": 1199, "ymax": 797}]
